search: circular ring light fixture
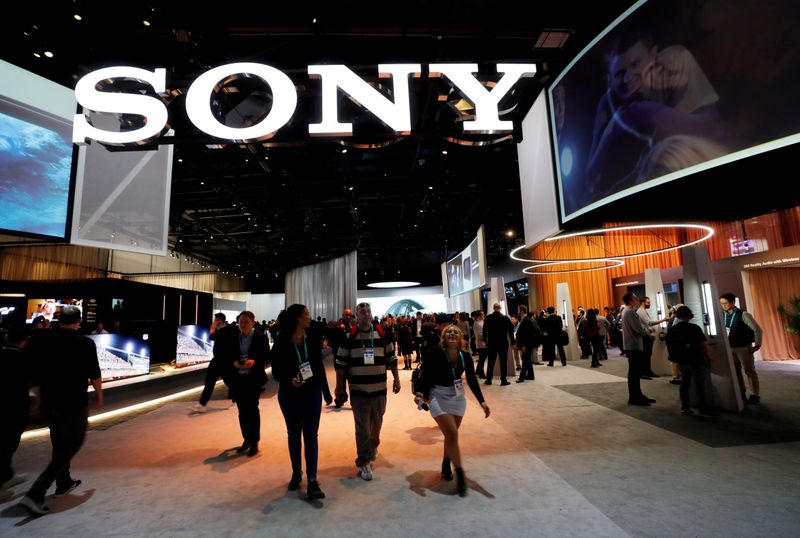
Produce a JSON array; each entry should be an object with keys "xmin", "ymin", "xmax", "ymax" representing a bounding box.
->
[
  {"xmin": 522, "ymin": 258, "xmax": 625, "ymax": 275},
  {"xmin": 366, "ymin": 281, "xmax": 421, "ymax": 289},
  {"xmin": 510, "ymin": 223, "xmax": 714, "ymax": 264}
]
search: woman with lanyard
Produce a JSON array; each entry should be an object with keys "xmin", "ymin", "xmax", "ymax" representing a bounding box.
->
[
  {"xmin": 415, "ymin": 324, "xmax": 490, "ymax": 496},
  {"xmin": 271, "ymin": 304, "xmax": 327, "ymax": 500}
]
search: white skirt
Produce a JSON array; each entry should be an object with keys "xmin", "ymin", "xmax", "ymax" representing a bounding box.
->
[{"xmin": 429, "ymin": 385, "xmax": 467, "ymax": 418}]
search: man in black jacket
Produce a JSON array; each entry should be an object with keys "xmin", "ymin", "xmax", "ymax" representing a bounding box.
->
[
  {"xmin": 515, "ymin": 306, "xmax": 541, "ymax": 383},
  {"xmin": 217, "ymin": 311, "xmax": 270, "ymax": 456},
  {"xmin": 482, "ymin": 303, "xmax": 515, "ymax": 385},
  {"xmin": 192, "ymin": 312, "xmax": 234, "ymax": 413},
  {"xmin": 0, "ymin": 325, "xmax": 32, "ymax": 495},
  {"xmin": 542, "ymin": 306, "xmax": 567, "ymax": 367},
  {"xmin": 20, "ymin": 306, "xmax": 103, "ymax": 516}
]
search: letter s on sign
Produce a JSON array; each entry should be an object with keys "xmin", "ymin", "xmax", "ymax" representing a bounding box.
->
[{"xmin": 73, "ymin": 67, "xmax": 168, "ymax": 145}]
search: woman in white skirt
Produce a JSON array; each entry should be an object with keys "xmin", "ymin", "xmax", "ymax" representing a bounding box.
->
[{"xmin": 415, "ymin": 324, "xmax": 490, "ymax": 496}]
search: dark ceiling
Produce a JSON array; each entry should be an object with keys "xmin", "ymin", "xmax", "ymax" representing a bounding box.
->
[{"xmin": 3, "ymin": 0, "xmax": 636, "ymax": 291}]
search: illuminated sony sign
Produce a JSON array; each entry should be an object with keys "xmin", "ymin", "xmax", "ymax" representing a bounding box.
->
[{"xmin": 73, "ymin": 62, "xmax": 536, "ymax": 145}]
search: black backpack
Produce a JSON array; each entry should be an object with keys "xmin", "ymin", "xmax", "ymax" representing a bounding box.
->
[{"xmin": 665, "ymin": 322, "xmax": 702, "ymax": 364}]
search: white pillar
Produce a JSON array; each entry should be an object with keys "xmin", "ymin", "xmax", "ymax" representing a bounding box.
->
[
  {"xmin": 644, "ymin": 268, "xmax": 671, "ymax": 376},
  {"xmin": 682, "ymin": 245, "xmax": 743, "ymax": 412},
  {"xmin": 556, "ymin": 282, "xmax": 581, "ymax": 361}
]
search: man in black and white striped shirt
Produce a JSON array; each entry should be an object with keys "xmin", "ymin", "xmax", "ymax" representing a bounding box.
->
[{"xmin": 335, "ymin": 302, "xmax": 400, "ymax": 481}]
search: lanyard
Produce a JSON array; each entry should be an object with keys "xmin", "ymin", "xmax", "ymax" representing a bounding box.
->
[
  {"xmin": 359, "ymin": 326, "xmax": 375, "ymax": 350},
  {"xmin": 293, "ymin": 336, "xmax": 308, "ymax": 364},
  {"xmin": 724, "ymin": 310, "xmax": 737, "ymax": 328},
  {"xmin": 449, "ymin": 350, "xmax": 466, "ymax": 379}
]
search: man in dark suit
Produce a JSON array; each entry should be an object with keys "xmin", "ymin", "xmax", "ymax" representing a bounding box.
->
[
  {"xmin": 20, "ymin": 306, "xmax": 103, "ymax": 516},
  {"xmin": 482, "ymin": 303, "xmax": 515, "ymax": 386},
  {"xmin": 217, "ymin": 311, "xmax": 270, "ymax": 456},
  {"xmin": 542, "ymin": 306, "xmax": 567, "ymax": 367},
  {"xmin": 515, "ymin": 305, "xmax": 541, "ymax": 383},
  {"xmin": 0, "ymin": 325, "xmax": 32, "ymax": 494}
]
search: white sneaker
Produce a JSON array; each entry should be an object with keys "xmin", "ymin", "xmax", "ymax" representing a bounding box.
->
[
  {"xmin": 191, "ymin": 403, "xmax": 207, "ymax": 413},
  {"xmin": 19, "ymin": 495, "xmax": 49, "ymax": 516},
  {"xmin": 358, "ymin": 464, "xmax": 373, "ymax": 481}
]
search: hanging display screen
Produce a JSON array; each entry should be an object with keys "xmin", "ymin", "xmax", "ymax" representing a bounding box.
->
[
  {"xmin": 0, "ymin": 60, "xmax": 75, "ymax": 238},
  {"xmin": 550, "ymin": 0, "xmax": 800, "ymax": 222}
]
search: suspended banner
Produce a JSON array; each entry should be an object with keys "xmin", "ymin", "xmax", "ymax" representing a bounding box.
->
[{"xmin": 71, "ymin": 113, "xmax": 173, "ymax": 256}]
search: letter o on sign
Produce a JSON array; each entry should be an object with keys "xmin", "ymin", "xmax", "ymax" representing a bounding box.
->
[{"xmin": 185, "ymin": 62, "xmax": 297, "ymax": 142}]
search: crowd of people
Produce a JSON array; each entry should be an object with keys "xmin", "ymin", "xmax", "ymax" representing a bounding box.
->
[{"xmin": 0, "ymin": 291, "xmax": 764, "ymax": 515}]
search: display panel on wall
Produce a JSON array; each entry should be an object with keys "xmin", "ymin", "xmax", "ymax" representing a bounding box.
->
[
  {"xmin": 87, "ymin": 333, "xmax": 150, "ymax": 381},
  {"xmin": 550, "ymin": 0, "xmax": 800, "ymax": 222},
  {"xmin": 0, "ymin": 60, "xmax": 75, "ymax": 239},
  {"xmin": 25, "ymin": 298, "xmax": 82, "ymax": 323},
  {"xmin": 356, "ymin": 294, "xmax": 447, "ymax": 318},
  {"xmin": 443, "ymin": 225, "xmax": 488, "ymax": 297},
  {"xmin": 175, "ymin": 325, "xmax": 213, "ymax": 367}
]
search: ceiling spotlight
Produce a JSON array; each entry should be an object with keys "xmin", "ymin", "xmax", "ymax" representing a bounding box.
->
[
  {"xmin": 74, "ymin": 14, "xmax": 82, "ymax": 21},
  {"xmin": 143, "ymin": 19, "xmax": 151, "ymax": 26},
  {"xmin": 43, "ymin": 51, "xmax": 54, "ymax": 58},
  {"xmin": 200, "ymin": 181, "xmax": 204, "ymax": 185},
  {"xmin": 428, "ymin": 186, "xmax": 433, "ymax": 190},
  {"xmin": 177, "ymin": 158, "xmax": 183, "ymax": 163},
  {"xmin": 441, "ymin": 150, "xmax": 448, "ymax": 155},
  {"xmin": 341, "ymin": 148, "xmax": 348, "ymax": 154},
  {"xmin": 506, "ymin": 229, "xmax": 515, "ymax": 238},
  {"xmin": 312, "ymin": 17, "xmax": 317, "ymax": 23},
  {"xmin": 348, "ymin": 186, "xmax": 353, "ymax": 191},
  {"xmin": 33, "ymin": 52, "xmax": 41, "ymax": 58}
]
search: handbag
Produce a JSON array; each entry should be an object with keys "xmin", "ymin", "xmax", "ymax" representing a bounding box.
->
[{"xmin": 411, "ymin": 363, "xmax": 428, "ymax": 398}]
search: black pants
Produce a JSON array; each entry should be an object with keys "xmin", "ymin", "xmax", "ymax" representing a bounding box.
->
[
  {"xmin": 475, "ymin": 348, "xmax": 488, "ymax": 376},
  {"xmin": 413, "ymin": 337, "xmax": 423, "ymax": 362},
  {"xmin": 0, "ymin": 403, "xmax": 29, "ymax": 483},
  {"xmin": 579, "ymin": 335, "xmax": 592, "ymax": 358},
  {"xmin": 642, "ymin": 336, "xmax": 655, "ymax": 376},
  {"xmin": 486, "ymin": 346, "xmax": 508, "ymax": 382},
  {"xmin": 27, "ymin": 407, "xmax": 88, "ymax": 502},
  {"xmin": 624, "ymin": 349, "xmax": 645, "ymax": 401},
  {"xmin": 518, "ymin": 347, "xmax": 535, "ymax": 380},
  {"xmin": 233, "ymin": 384, "xmax": 262, "ymax": 443},
  {"xmin": 590, "ymin": 335, "xmax": 605, "ymax": 366},
  {"xmin": 679, "ymin": 363, "xmax": 710, "ymax": 410},
  {"xmin": 278, "ymin": 385, "xmax": 322, "ymax": 480},
  {"xmin": 199, "ymin": 360, "xmax": 228, "ymax": 406},
  {"xmin": 544, "ymin": 341, "xmax": 567, "ymax": 366}
]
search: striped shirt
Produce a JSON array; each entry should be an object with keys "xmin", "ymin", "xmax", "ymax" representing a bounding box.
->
[{"xmin": 336, "ymin": 325, "xmax": 396, "ymax": 396}]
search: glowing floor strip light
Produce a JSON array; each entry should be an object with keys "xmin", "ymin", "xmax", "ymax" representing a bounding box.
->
[
  {"xmin": 21, "ymin": 367, "xmax": 273, "ymax": 441},
  {"xmin": 510, "ymin": 223, "xmax": 715, "ymax": 264}
]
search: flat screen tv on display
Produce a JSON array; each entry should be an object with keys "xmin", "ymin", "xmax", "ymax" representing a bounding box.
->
[
  {"xmin": 25, "ymin": 298, "xmax": 83, "ymax": 323},
  {"xmin": 0, "ymin": 60, "xmax": 76, "ymax": 239},
  {"xmin": 175, "ymin": 325, "xmax": 213, "ymax": 367},
  {"xmin": 443, "ymin": 225, "xmax": 488, "ymax": 297},
  {"xmin": 549, "ymin": 0, "xmax": 800, "ymax": 222},
  {"xmin": 87, "ymin": 333, "xmax": 150, "ymax": 381}
]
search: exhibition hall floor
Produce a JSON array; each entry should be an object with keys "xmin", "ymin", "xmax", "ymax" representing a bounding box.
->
[{"xmin": 2, "ymin": 353, "xmax": 800, "ymax": 537}]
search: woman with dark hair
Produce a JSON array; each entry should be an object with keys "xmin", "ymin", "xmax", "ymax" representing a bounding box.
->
[
  {"xmin": 271, "ymin": 304, "xmax": 327, "ymax": 500},
  {"xmin": 415, "ymin": 324, "xmax": 490, "ymax": 496}
]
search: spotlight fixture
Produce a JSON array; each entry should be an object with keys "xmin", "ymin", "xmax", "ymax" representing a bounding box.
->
[
  {"xmin": 44, "ymin": 51, "xmax": 54, "ymax": 58},
  {"xmin": 506, "ymin": 229, "xmax": 515, "ymax": 238},
  {"xmin": 74, "ymin": 14, "xmax": 82, "ymax": 21},
  {"xmin": 341, "ymin": 148, "xmax": 348, "ymax": 154},
  {"xmin": 143, "ymin": 19, "xmax": 151, "ymax": 26},
  {"xmin": 33, "ymin": 52, "xmax": 41, "ymax": 58}
]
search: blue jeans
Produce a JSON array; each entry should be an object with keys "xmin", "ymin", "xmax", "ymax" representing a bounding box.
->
[
  {"xmin": 679, "ymin": 363, "xmax": 709, "ymax": 410},
  {"xmin": 278, "ymin": 384, "xmax": 322, "ymax": 481}
]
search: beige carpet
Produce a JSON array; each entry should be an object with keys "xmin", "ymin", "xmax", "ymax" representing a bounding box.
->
[{"xmin": 2, "ymin": 359, "xmax": 800, "ymax": 537}]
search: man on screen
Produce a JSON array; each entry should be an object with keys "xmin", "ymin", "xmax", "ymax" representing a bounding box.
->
[{"xmin": 584, "ymin": 29, "xmax": 727, "ymax": 202}]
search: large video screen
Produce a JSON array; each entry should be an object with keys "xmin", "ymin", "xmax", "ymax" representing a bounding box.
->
[
  {"xmin": 176, "ymin": 325, "xmax": 213, "ymax": 367},
  {"xmin": 355, "ymin": 294, "xmax": 448, "ymax": 318},
  {"xmin": 87, "ymin": 333, "xmax": 150, "ymax": 381},
  {"xmin": 550, "ymin": 0, "xmax": 800, "ymax": 222},
  {"xmin": 25, "ymin": 298, "xmax": 83, "ymax": 324},
  {"xmin": 443, "ymin": 225, "xmax": 488, "ymax": 297},
  {"xmin": 0, "ymin": 60, "xmax": 75, "ymax": 238}
]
